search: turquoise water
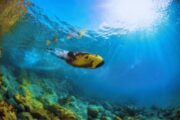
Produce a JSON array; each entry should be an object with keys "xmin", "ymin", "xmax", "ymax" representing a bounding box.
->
[{"xmin": 1, "ymin": 0, "xmax": 180, "ymax": 109}]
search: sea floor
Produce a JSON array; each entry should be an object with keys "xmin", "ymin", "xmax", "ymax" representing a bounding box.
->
[{"xmin": 0, "ymin": 65, "xmax": 180, "ymax": 120}]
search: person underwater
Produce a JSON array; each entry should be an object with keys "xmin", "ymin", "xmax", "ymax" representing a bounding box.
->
[{"xmin": 47, "ymin": 48, "xmax": 104, "ymax": 68}]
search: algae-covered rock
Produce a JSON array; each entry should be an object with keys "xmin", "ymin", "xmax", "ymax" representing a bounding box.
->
[
  {"xmin": 59, "ymin": 95, "xmax": 76, "ymax": 105},
  {"xmin": 47, "ymin": 104, "xmax": 78, "ymax": 120},
  {"xmin": 0, "ymin": 73, "xmax": 8, "ymax": 101},
  {"xmin": 41, "ymin": 92, "xmax": 58, "ymax": 105},
  {"xmin": 0, "ymin": 73, "xmax": 3, "ymax": 85},
  {"xmin": 174, "ymin": 108, "xmax": 180, "ymax": 118},
  {"xmin": 30, "ymin": 109, "xmax": 51, "ymax": 120},
  {"xmin": 123, "ymin": 116, "xmax": 139, "ymax": 120},
  {"xmin": 0, "ymin": 48, "xmax": 2, "ymax": 58},
  {"xmin": 113, "ymin": 115, "xmax": 123, "ymax": 120},
  {"xmin": 14, "ymin": 93, "xmax": 44, "ymax": 111},
  {"xmin": 14, "ymin": 93, "xmax": 52, "ymax": 120},
  {"xmin": 14, "ymin": 83, "xmax": 78, "ymax": 120},
  {"xmin": 167, "ymin": 107, "xmax": 180, "ymax": 120},
  {"xmin": 100, "ymin": 116, "xmax": 111, "ymax": 120},
  {"xmin": 0, "ymin": 101, "xmax": 17, "ymax": 120},
  {"xmin": 18, "ymin": 112, "xmax": 33, "ymax": 120},
  {"xmin": 17, "ymin": 104, "xmax": 26, "ymax": 112},
  {"xmin": 88, "ymin": 105, "xmax": 103, "ymax": 119},
  {"xmin": 0, "ymin": 0, "xmax": 27, "ymax": 37},
  {"xmin": 14, "ymin": 85, "xmax": 51, "ymax": 119}
]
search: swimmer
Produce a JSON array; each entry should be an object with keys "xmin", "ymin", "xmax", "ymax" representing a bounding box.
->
[{"xmin": 47, "ymin": 48, "xmax": 104, "ymax": 68}]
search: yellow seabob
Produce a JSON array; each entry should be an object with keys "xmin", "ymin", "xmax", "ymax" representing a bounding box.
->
[{"xmin": 69, "ymin": 53, "xmax": 104, "ymax": 68}]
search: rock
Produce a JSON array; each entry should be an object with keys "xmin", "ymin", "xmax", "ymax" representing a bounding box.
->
[
  {"xmin": 100, "ymin": 116, "xmax": 111, "ymax": 120},
  {"xmin": 114, "ymin": 110, "xmax": 126, "ymax": 118},
  {"xmin": 113, "ymin": 115, "xmax": 123, "ymax": 120},
  {"xmin": 0, "ymin": 0, "xmax": 27, "ymax": 36},
  {"xmin": 14, "ymin": 93, "xmax": 52, "ymax": 119},
  {"xmin": 47, "ymin": 104, "xmax": 78, "ymax": 120},
  {"xmin": 18, "ymin": 112, "xmax": 33, "ymax": 120},
  {"xmin": 136, "ymin": 114, "xmax": 146, "ymax": 120},
  {"xmin": 41, "ymin": 92, "xmax": 58, "ymax": 105},
  {"xmin": 162, "ymin": 109, "xmax": 172, "ymax": 118},
  {"xmin": 124, "ymin": 106, "xmax": 141, "ymax": 117},
  {"xmin": 14, "ymin": 93, "xmax": 44, "ymax": 112},
  {"xmin": 0, "ymin": 73, "xmax": 3, "ymax": 85},
  {"xmin": 87, "ymin": 105, "xmax": 103, "ymax": 119},
  {"xmin": 102, "ymin": 102, "xmax": 113, "ymax": 111},
  {"xmin": 169, "ymin": 108, "xmax": 180, "ymax": 119},
  {"xmin": 123, "ymin": 116, "xmax": 139, "ymax": 120},
  {"xmin": 14, "ymin": 79, "xmax": 44, "ymax": 112},
  {"xmin": 175, "ymin": 108, "xmax": 180, "ymax": 118},
  {"xmin": 30, "ymin": 109, "xmax": 51, "ymax": 120},
  {"xmin": 14, "ymin": 81, "xmax": 78, "ymax": 120},
  {"xmin": 0, "ymin": 101, "xmax": 17, "ymax": 120},
  {"xmin": 59, "ymin": 95, "xmax": 76, "ymax": 105},
  {"xmin": 3, "ymin": 90, "xmax": 14, "ymax": 100},
  {"xmin": 17, "ymin": 104, "xmax": 25, "ymax": 112}
]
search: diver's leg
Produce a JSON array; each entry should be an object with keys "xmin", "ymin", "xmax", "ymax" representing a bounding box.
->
[{"xmin": 47, "ymin": 48, "xmax": 69, "ymax": 59}]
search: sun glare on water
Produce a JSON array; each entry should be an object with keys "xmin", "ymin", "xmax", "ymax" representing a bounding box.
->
[{"xmin": 99, "ymin": 0, "xmax": 172, "ymax": 31}]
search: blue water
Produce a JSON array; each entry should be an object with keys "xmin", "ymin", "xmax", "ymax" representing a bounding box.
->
[{"xmin": 1, "ymin": 0, "xmax": 180, "ymax": 107}]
